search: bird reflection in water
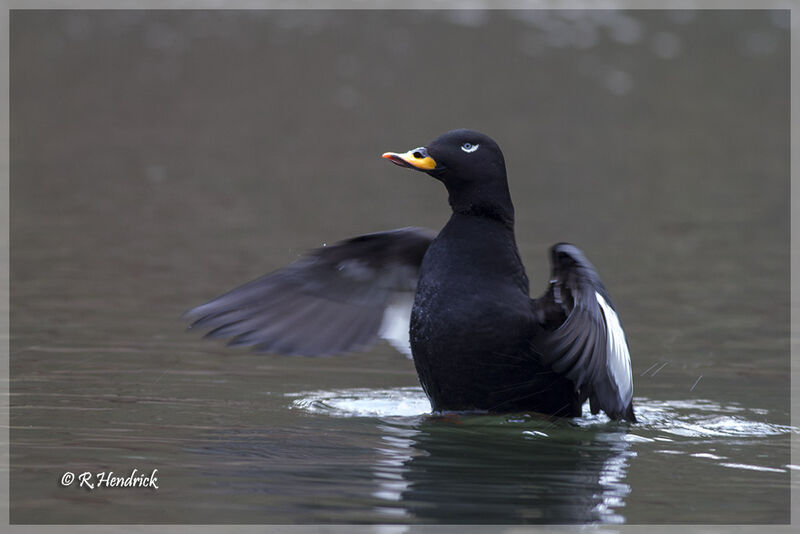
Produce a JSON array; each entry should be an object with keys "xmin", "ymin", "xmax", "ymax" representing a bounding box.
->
[{"xmin": 370, "ymin": 416, "xmax": 634, "ymax": 524}]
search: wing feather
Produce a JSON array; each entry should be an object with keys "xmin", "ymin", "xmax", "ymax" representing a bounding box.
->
[
  {"xmin": 531, "ymin": 243, "xmax": 636, "ymax": 421},
  {"xmin": 186, "ymin": 227, "xmax": 435, "ymax": 357}
]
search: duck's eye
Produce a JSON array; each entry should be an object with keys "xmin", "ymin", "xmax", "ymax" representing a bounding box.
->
[{"xmin": 461, "ymin": 143, "xmax": 479, "ymax": 153}]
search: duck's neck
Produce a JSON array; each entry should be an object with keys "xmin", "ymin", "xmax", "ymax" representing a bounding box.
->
[{"xmin": 448, "ymin": 181, "xmax": 516, "ymax": 231}]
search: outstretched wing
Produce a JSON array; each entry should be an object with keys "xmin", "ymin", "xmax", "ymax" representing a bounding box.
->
[
  {"xmin": 530, "ymin": 243, "xmax": 636, "ymax": 422},
  {"xmin": 185, "ymin": 227, "xmax": 436, "ymax": 357}
]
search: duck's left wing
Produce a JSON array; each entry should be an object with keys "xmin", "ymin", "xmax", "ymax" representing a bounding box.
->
[
  {"xmin": 185, "ymin": 227, "xmax": 435, "ymax": 357},
  {"xmin": 530, "ymin": 243, "xmax": 636, "ymax": 422}
]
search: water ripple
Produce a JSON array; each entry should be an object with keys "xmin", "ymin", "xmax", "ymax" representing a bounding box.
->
[
  {"xmin": 287, "ymin": 387, "xmax": 797, "ymax": 440},
  {"xmin": 286, "ymin": 387, "xmax": 430, "ymax": 418}
]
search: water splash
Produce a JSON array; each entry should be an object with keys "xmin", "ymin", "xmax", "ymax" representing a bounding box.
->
[
  {"xmin": 630, "ymin": 398, "xmax": 796, "ymax": 438},
  {"xmin": 287, "ymin": 387, "xmax": 430, "ymax": 418},
  {"xmin": 287, "ymin": 388, "xmax": 796, "ymax": 440}
]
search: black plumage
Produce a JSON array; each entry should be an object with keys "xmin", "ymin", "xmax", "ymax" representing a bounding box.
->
[
  {"xmin": 186, "ymin": 129, "xmax": 636, "ymax": 422},
  {"xmin": 188, "ymin": 227, "xmax": 433, "ymax": 357}
]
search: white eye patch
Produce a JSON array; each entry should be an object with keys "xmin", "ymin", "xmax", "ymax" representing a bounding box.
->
[{"xmin": 461, "ymin": 143, "xmax": 479, "ymax": 153}]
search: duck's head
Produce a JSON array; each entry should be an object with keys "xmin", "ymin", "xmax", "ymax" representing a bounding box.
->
[{"xmin": 383, "ymin": 129, "xmax": 513, "ymax": 224}]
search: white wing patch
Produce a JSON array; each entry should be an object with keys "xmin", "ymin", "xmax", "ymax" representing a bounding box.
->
[
  {"xmin": 379, "ymin": 293, "xmax": 414, "ymax": 359},
  {"xmin": 595, "ymin": 292, "xmax": 633, "ymax": 404}
]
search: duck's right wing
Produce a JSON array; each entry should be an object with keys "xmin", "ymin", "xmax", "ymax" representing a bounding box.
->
[
  {"xmin": 185, "ymin": 227, "xmax": 436, "ymax": 357},
  {"xmin": 530, "ymin": 243, "xmax": 636, "ymax": 422}
]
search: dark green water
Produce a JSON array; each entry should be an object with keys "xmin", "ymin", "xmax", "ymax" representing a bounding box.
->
[{"xmin": 10, "ymin": 10, "xmax": 792, "ymax": 525}]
